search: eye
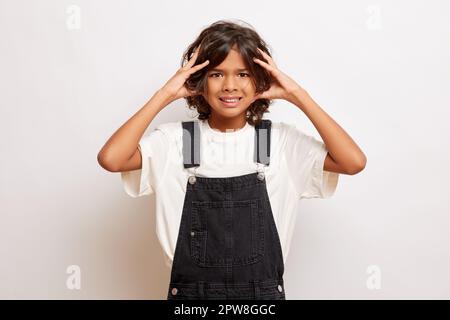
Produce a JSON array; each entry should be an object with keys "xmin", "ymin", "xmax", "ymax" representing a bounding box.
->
[{"xmin": 209, "ymin": 72, "xmax": 250, "ymax": 78}]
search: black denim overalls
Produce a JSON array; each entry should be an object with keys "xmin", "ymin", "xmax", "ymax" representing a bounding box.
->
[{"xmin": 167, "ymin": 119, "xmax": 285, "ymax": 300}]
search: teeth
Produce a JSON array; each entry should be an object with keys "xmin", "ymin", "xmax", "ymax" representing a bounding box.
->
[{"xmin": 221, "ymin": 98, "xmax": 239, "ymax": 102}]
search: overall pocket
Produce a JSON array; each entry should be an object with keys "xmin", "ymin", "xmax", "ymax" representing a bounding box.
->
[{"xmin": 190, "ymin": 199, "xmax": 264, "ymax": 267}]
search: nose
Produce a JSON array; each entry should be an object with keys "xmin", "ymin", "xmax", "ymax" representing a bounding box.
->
[{"xmin": 222, "ymin": 76, "xmax": 238, "ymax": 93}]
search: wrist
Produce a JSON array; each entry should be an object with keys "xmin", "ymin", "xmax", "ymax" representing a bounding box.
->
[
  {"xmin": 286, "ymin": 87, "xmax": 308, "ymax": 105},
  {"xmin": 155, "ymin": 88, "xmax": 175, "ymax": 106}
]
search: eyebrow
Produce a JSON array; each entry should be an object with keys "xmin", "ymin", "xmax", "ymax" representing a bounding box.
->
[{"xmin": 209, "ymin": 68, "xmax": 249, "ymax": 72}]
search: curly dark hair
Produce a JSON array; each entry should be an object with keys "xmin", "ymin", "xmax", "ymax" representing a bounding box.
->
[{"xmin": 181, "ymin": 19, "xmax": 275, "ymax": 127}]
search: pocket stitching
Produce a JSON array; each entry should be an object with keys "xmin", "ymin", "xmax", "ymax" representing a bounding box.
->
[{"xmin": 190, "ymin": 199, "xmax": 264, "ymax": 267}]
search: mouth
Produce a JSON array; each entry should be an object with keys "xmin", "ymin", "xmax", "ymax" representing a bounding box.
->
[{"xmin": 218, "ymin": 96, "xmax": 242, "ymax": 107}]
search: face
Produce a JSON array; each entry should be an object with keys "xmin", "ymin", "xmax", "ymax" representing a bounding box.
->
[{"xmin": 203, "ymin": 46, "xmax": 256, "ymax": 120}]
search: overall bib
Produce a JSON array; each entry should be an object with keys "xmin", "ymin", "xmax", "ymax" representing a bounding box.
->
[{"xmin": 167, "ymin": 120, "xmax": 285, "ymax": 300}]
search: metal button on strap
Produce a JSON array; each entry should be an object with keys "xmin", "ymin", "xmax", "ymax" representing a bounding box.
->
[
  {"xmin": 277, "ymin": 285, "xmax": 283, "ymax": 293},
  {"xmin": 171, "ymin": 287, "xmax": 178, "ymax": 296},
  {"xmin": 257, "ymin": 172, "xmax": 265, "ymax": 181},
  {"xmin": 190, "ymin": 231, "xmax": 195, "ymax": 237},
  {"xmin": 188, "ymin": 175, "xmax": 197, "ymax": 185}
]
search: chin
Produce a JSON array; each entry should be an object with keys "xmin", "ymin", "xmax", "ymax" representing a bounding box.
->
[{"xmin": 211, "ymin": 107, "xmax": 247, "ymax": 118}]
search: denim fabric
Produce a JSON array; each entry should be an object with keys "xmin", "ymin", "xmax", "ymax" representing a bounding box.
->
[{"xmin": 167, "ymin": 172, "xmax": 285, "ymax": 300}]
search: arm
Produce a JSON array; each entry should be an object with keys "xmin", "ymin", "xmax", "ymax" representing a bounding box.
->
[
  {"xmin": 288, "ymin": 88, "xmax": 367, "ymax": 175},
  {"xmin": 97, "ymin": 45, "xmax": 209, "ymax": 173},
  {"xmin": 252, "ymin": 48, "xmax": 366, "ymax": 176},
  {"xmin": 97, "ymin": 89, "xmax": 172, "ymax": 172}
]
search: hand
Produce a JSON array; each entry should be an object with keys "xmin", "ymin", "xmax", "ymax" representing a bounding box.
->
[
  {"xmin": 252, "ymin": 48, "xmax": 304, "ymax": 103},
  {"xmin": 160, "ymin": 45, "xmax": 209, "ymax": 102}
]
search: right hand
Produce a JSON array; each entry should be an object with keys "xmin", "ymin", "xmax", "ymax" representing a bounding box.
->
[{"xmin": 160, "ymin": 45, "xmax": 210, "ymax": 102}]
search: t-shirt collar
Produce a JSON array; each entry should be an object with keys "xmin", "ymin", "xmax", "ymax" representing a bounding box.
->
[{"xmin": 202, "ymin": 119, "xmax": 252, "ymax": 137}]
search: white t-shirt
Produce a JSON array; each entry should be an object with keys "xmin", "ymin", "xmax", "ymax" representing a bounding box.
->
[{"xmin": 121, "ymin": 119, "xmax": 339, "ymax": 269}]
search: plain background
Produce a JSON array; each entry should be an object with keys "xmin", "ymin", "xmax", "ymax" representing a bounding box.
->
[{"xmin": 1, "ymin": 0, "xmax": 449, "ymax": 299}]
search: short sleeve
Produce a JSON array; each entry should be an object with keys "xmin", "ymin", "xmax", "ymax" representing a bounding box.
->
[
  {"xmin": 283, "ymin": 125, "xmax": 339, "ymax": 199},
  {"xmin": 120, "ymin": 128, "xmax": 169, "ymax": 198}
]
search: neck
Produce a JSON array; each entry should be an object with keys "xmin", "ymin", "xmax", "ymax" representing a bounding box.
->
[{"xmin": 207, "ymin": 113, "xmax": 247, "ymax": 132}]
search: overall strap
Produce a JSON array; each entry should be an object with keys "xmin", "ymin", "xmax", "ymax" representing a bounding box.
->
[
  {"xmin": 182, "ymin": 121, "xmax": 200, "ymax": 168},
  {"xmin": 254, "ymin": 119, "xmax": 271, "ymax": 166}
]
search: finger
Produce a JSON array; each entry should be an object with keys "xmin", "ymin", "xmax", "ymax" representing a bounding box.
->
[
  {"xmin": 257, "ymin": 48, "xmax": 272, "ymax": 62},
  {"xmin": 185, "ymin": 53, "xmax": 198, "ymax": 69},
  {"xmin": 260, "ymin": 49, "xmax": 277, "ymax": 69},
  {"xmin": 252, "ymin": 93, "xmax": 262, "ymax": 102},
  {"xmin": 186, "ymin": 45, "xmax": 202, "ymax": 68},
  {"xmin": 253, "ymin": 57, "xmax": 277, "ymax": 73},
  {"xmin": 257, "ymin": 48, "xmax": 277, "ymax": 68},
  {"xmin": 187, "ymin": 88, "xmax": 199, "ymax": 96},
  {"xmin": 188, "ymin": 59, "xmax": 209, "ymax": 74}
]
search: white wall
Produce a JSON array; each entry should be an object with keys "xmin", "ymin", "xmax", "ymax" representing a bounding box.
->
[{"xmin": 1, "ymin": 0, "xmax": 449, "ymax": 299}]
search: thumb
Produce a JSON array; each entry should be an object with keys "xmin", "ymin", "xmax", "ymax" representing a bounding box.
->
[
  {"xmin": 252, "ymin": 93, "xmax": 263, "ymax": 103},
  {"xmin": 186, "ymin": 88, "xmax": 200, "ymax": 97}
]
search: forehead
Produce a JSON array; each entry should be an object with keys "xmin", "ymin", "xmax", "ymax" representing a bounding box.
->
[{"xmin": 211, "ymin": 48, "xmax": 248, "ymax": 71}]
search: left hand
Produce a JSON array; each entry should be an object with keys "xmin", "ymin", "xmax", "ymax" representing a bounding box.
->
[{"xmin": 252, "ymin": 48, "xmax": 303, "ymax": 103}]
